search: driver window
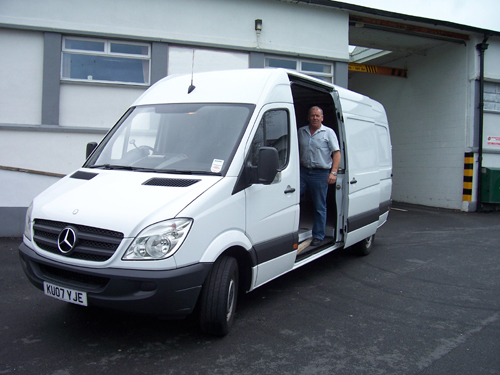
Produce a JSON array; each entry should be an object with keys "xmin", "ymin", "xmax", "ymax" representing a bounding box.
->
[{"xmin": 249, "ymin": 109, "xmax": 289, "ymax": 169}]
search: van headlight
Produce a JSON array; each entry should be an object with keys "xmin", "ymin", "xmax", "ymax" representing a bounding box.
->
[
  {"xmin": 24, "ymin": 203, "xmax": 33, "ymax": 241},
  {"xmin": 123, "ymin": 218, "xmax": 193, "ymax": 260}
]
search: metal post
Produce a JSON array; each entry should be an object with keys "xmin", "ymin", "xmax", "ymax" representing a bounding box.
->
[{"xmin": 476, "ymin": 36, "xmax": 489, "ymax": 212}]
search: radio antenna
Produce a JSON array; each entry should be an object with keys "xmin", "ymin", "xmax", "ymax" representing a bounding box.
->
[{"xmin": 188, "ymin": 50, "xmax": 196, "ymax": 94}]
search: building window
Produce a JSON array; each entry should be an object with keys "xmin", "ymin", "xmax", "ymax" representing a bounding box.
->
[
  {"xmin": 265, "ymin": 57, "xmax": 333, "ymax": 83},
  {"xmin": 265, "ymin": 57, "xmax": 297, "ymax": 70},
  {"xmin": 61, "ymin": 37, "xmax": 151, "ymax": 85}
]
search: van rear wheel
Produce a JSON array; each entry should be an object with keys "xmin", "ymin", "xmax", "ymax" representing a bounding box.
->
[
  {"xmin": 199, "ymin": 256, "xmax": 239, "ymax": 336},
  {"xmin": 353, "ymin": 235, "xmax": 374, "ymax": 256}
]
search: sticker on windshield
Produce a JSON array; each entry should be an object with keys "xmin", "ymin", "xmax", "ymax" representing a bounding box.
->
[{"xmin": 211, "ymin": 159, "xmax": 224, "ymax": 173}]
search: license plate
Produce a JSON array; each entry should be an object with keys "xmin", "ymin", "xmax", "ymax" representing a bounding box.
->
[{"xmin": 43, "ymin": 282, "xmax": 88, "ymax": 306}]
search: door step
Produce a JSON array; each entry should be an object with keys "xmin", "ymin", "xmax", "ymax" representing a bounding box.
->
[{"xmin": 297, "ymin": 238, "xmax": 312, "ymax": 254}]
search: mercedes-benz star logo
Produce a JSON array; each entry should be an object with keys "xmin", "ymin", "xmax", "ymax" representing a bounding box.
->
[{"xmin": 57, "ymin": 227, "xmax": 78, "ymax": 254}]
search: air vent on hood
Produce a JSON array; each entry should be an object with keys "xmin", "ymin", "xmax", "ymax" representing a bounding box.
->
[
  {"xmin": 70, "ymin": 171, "xmax": 98, "ymax": 180},
  {"xmin": 143, "ymin": 178, "xmax": 201, "ymax": 187}
]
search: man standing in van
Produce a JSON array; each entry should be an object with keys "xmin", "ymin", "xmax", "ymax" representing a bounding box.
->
[{"xmin": 299, "ymin": 106, "xmax": 341, "ymax": 247}]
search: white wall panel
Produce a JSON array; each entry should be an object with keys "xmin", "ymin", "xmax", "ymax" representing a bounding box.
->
[
  {"xmin": 349, "ymin": 43, "xmax": 468, "ymax": 209},
  {"xmin": 168, "ymin": 47, "xmax": 249, "ymax": 75},
  {"xmin": 59, "ymin": 84, "xmax": 145, "ymax": 128},
  {"xmin": 0, "ymin": 0, "xmax": 348, "ymax": 61},
  {"xmin": 0, "ymin": 29, "xmax": 43, "ymax": 125},
  {"xmin": 0, "ymin": 170, "xmax": 59, "ymax": 207},
  {"xmin": 482, "ymin": 153, "xmax": 500, "ymax": 169},
  {"xmin": 483, "ymin": 112, "xmax": 500, "ymax": 158},
  {"xmin": 485, "ymin": 39, "xmax": 500, "ymax": 81},
  {"xmin": 0, "ymin": 129, "xmax": 104, "ymax": 175}
]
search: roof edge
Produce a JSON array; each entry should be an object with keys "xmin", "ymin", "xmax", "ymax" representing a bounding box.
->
[{"xmin": 291, "ymin": 0, "xmax": 500, "ymax": 37}]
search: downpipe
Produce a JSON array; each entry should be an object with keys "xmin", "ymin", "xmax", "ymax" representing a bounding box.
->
[{"xmin": 476, "ymin": 36, "xmax": 489, "ymax": 212}]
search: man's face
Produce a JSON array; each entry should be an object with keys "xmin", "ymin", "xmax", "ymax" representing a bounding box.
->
[{"xmin": 308, "ymin": 109, "xmax": 323, "ymax": 130}]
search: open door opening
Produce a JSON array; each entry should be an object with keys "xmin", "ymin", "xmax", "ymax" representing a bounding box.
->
[{"xmin": 289, "ymin": 77, "xmax": 345, "ymax": 260}]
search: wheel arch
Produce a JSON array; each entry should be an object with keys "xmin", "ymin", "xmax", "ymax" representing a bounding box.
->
[
  {"xmin": 221, "ymin": 246, "xmax": 255, "ymax": 294},
  {"xmin": 199, "ymin": 230, "xmax": 255, "ymax": 292}
]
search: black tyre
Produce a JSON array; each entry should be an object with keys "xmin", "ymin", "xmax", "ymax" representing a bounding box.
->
[
  {"xmin": 353, "ymin": 235, "xmax": 374, "ymax": 256},
  {"xmin": 199, "ymin": 256, "xmax": 239, "ymax": 336}
]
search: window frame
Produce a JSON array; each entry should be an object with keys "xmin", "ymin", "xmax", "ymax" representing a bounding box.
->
[
  {"xmin": 265, "ymin": 56, "xmax": 334, "ymax": 83},
  {"xmin": 61, "ymin": 36, "xmax": 151, "ymax": 86}
]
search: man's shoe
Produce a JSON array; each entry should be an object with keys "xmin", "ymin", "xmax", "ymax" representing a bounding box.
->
[{"xmin": 311, "ymin": 238, "xmax": 322, "ymax": 247}]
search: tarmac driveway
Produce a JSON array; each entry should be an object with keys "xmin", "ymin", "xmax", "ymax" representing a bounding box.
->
[{"xmin": 1, "ymin": 203, "xmax": 499, "ymax": 374}]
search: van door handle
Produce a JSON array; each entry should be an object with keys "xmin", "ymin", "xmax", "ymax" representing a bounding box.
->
[
  {"xmin": 350, "ymin": 178, "xmax": 357, "ymax": 185},
  {"xmin": 284, "ymin": 186, "xmax": 296, "ymax": 194}
]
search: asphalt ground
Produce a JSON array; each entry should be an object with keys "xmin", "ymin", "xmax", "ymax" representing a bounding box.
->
[{"xmin": 1, "ymin": 203, "xmax": 499, "ymax": 375}]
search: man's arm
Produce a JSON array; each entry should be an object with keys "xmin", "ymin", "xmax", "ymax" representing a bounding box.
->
[
  {"xmin": 331, "ymin": 150, "xmax": 341, "ymax": 173},
  {"xmin": 327, "ymin": 150, "xmax": 341, "ymax": 184}
]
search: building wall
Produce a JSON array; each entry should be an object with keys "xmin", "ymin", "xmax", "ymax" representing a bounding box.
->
[
  {"xmin": 485, "ymin": 39, "xmax": 500, "ymax": 81},
  {"xmin": 483, "ymin": 84, "xmax": 500, "ymax": 168},
  {"xmin": 1, "ymin": 0, "xmax": 497, "ymax": 235},
  {"xmin": 0, "ymin": 129, "xmax": 105, "ymax": 236},
  {"xmin": 0, "ymin": 0, "xmax": 348, "ymax": 60},
  {"xmin": 59, "ymin": 85, "xmax": 146, "ymax": 128},
  {"xmin": 483, "ymin": 38, "xmax": 500, "ymax": 170},
  {"xmin": 0, "ymin": 29, "xmax": 43, "ymax": 125},
  {"xmin": 0, "ymin": 0, "xmax": 349, "ymax": 236},
  {"xmin": 349, "ymin": 42, "xmax": 469, "ymax": 209},
  {"xmin": 0, "ymin": 170, "xmax": 60, "ymax": 237},
  {"xmin": 0, "ymin": 0, "xmax": 348, "ymax": 141},
  {"xmin": 0, "ymin": 129, "xmax": 104, "ymax": 175}
]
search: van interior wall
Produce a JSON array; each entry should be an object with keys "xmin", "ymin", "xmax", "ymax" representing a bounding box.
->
[
  {"xmin": 291, "ymin": 84, "xmax": 339, "ymax": 233},
  {"xmin": 291, "ymin": 85, "xmax": 339, "ymax": 134},
  {"xmin": 348, "ymin": 43, "xmax": 468, "ymax": 210}
]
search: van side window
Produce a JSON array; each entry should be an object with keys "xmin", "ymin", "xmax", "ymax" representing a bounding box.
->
[
  {"xmin": 375, "ymin": 124, "xmax": 391, "ymax": 167},
  {"xmin": 249, "ymin": 109, "xmax": 289, "ymax": 169}
]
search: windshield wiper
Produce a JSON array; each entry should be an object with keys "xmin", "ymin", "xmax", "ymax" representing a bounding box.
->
[
  {"xmin": 89, "ymin": 164, "xmax": 135, "ymax": 170},
  {"xmin": 158, "ymin": 169, "xmax": 193, "ymax": 175},
  {"xmin": 159, "ymin": 169, "xmax": 221, "ymax": 176},
  {"xmin": 88, "ymin": 165, "xmax": 219, "ymax": 176},
  {"xmin": 132, "ymin": 167, "xmax": 166, "ymax": 173}
]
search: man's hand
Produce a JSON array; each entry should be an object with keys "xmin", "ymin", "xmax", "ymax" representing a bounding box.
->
[{"xmin": 327, "ymin": 173, "xmax": 337, "ymax": 185}]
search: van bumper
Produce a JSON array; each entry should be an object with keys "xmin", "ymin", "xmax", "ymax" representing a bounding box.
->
[{"xmin": 18, "ymin": 242, "xmax": 211, "ymax": 318}]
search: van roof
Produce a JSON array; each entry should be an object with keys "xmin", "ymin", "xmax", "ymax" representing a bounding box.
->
[
  {"xmin": 133, "ymin": 68, "xmax": 385, "ymax": 117},
  {"xmin": 133, "ymin": 69, "xmax": 293, "ymax": 107}
]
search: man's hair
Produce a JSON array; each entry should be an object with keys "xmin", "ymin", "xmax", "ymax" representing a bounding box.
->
[{"xmin": 308, "ymin": 106, "xmax": 323, "ymax": 116}]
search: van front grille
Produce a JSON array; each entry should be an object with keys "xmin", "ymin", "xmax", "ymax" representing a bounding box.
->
[{"xmin": 33, "ymin": 219, "xmax": 124, "ymax": 262}]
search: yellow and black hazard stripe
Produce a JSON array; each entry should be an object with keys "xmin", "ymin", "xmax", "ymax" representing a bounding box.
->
[
  {"xmin": 348, "ymin": 63, "xmax": 407, "ymax": 78},
  {"xmin": 463, "ymin": 152, "xmax": 474, "ymax": 201}
]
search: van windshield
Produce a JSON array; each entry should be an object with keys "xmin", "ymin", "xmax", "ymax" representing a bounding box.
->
[{"xmin": 85, "ymin": 103, "xmax": 255, "ymax": 175}]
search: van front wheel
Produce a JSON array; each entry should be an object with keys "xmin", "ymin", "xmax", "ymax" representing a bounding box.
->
[
  {"xmin": 353, "ymin": 235, "xmax": 374, "ymax": 256},
  {"xmin": 199, "ymin": 256, "xmax": 239, "ymax": 336}
]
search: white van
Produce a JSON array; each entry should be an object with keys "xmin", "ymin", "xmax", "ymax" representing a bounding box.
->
[{"xmin": 19, "ymin": 69, "xmax": 392, "ymax": 336}]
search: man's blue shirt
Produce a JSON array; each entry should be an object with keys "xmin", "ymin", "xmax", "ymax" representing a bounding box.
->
[{"xmin": 298, "ymin": 124, "xmax": 340, "ymax": 169}]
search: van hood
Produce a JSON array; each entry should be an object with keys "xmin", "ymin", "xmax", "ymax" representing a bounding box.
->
[{"xmin": 32, "ymin": 169, "xmax": 221, "ymax": 237}]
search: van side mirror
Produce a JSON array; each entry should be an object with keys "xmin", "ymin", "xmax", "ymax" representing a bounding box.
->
[
  {"xmin": 86, "ymin": 142, "xmax": 98, "ymax": 159},
  {"xmin": 232, "ymin": 147, "xmax": 279, "ymax": 194},
  {"xmin": 257, "ymin": 147, "xmax": 279, "ymax": 185}
]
